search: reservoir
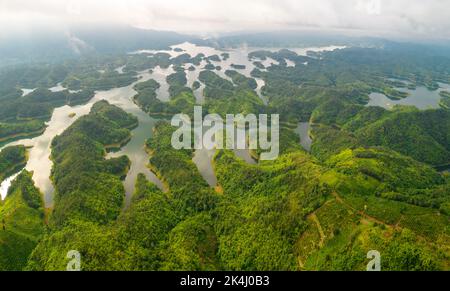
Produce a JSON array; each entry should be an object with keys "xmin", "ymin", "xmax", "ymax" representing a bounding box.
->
[
  {"xmin": 0, "ymin": 42, "xmax": 345, "ymax": 206},
  {"xmin": 367, "ymin": 82, "xmax": 450, "ymax": 110}
]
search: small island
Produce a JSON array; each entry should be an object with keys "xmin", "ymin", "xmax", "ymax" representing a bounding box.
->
[
  {"xmin": 192, "ymin": 81, "xmax": 201, "ymax": 90},
  {"xmin": 206, "ymin": 55, "xmax": 221, "ymax": 62},
  {"xmin": 204, "ymin": 63, "xmax": 216, "ymax": 70},
  {"xmin": 253, "ymin": 61, "xmax": 265, "ymax": 69},
  {"xmin": 230, "ymin": 64, "xmax": 246, "ymax": 70},
  {"xmin": 221, "ymin": 52, "xmax": 230, "ymax": 61}
]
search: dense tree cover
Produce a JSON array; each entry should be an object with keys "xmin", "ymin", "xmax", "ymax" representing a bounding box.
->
[
  {"xmin": 250, "ymin": 46, "xmax": 450, "ymax": 126},
  {"xmin": 170, "ymin": 53, "xmax": 206, "ymax": 68},
  {"xmin": 0, "ymin": 171, "xmax": 44, "ymax": 270},
  {"xmin": 192, "ymin": 81, "xmax": 201, "ymax": 90},
  {"xmin": 27, "ymin": 122, "xmax": 218, "ymax": 270},
  {"xmin": 166, "ymin": 70, "xmax": 192, "ymax": 98},
  {"xmin": 322, "ymin": 147, "xmax": 450, "ymax": 217},
  {"xmin": 133, "ymin": 79, "xmax": 161, "ymax": 111},
  {"xmin": 298, "ymin": 199, "xmax": 446, "ymax": 270},
  {"xmin": 0, "ymin": 48, "xmax": 194, "ymax": 141},
  {"xmin": 0, "ymin": 145, "xmax": 27, "ymax": 182},
  {"xmin": 325, "ymin": 148, "xmax": 448, "ymax": 203},
  {"xmin": 206, "ymin": 55, "xmax": 221, "ymax": 62},
  {"xmin": 330, "ymin": 147, "xmax": 443, "ymax": 187},
  {"xmin": 221, "ymin": 53, "xmax": 230, "ymax": 61},
  {"xmin": 27, "ymin": 175, "xmax": 178, "ymax": 270},
  {"xmin": 0, "ymin": 64, "xmax": 68, "ymax": 94},
  {"xmin": 230, "ymin": 64, "xmax": 246, "ymax": 70},
  {"xmin": 0, "ymin": 88, "xmax": 95, "ymax": 143},
  {"xmin": 253, "ymin": 61, "xmax": 265, "ymax": 70},
  {"xmin": 310, "ymin": 124, "xmax": 359, "ymax": 161},
  {"xmin": 0, "ymin": 44, "xmax": 228, "ymax": 144},
  {"xmin": 63, "ymin": 70, "xmax": 138, "ymax": 91},
  {"xmin": 205, "ymin": 89, "xmax": 264, "ymax": 117},
  {"xmin": 198, "ymin": 70, "xmax": 265, "ymax": 117},
  {"xmin": 304, "ymin": 148, "xmax": 450, "ymax": 270},
  {"xmin": 308, "ymin": 97, "xmax": 450, "ymax": 165},
  {"xmin": 215, "ymin": 145, "xmax": 450, "ymax": 270},
  {"xmin": 49, "ymin": 101, "xmax": 135, "ymax": 227},
  {"xmin": 20, "ymin": 117, "xmax": 450, "ymax": 271},
  {"xmin": 27, "ymin": 173, "xmax": 214, "ymax": 271},
  {"xmin": 212, "ymin": 150, "xmax": 329, "ymax": 270},
  {"xmin": 146, "ymin": 122, "xmax": 217, "ymax": 216},
  {"xmin": 171, "ymin": 53, "xmax": 193, "ymax": 66},
  {"xmin": 353, "ymin": 108, "xmax": 450, "ymax": 165},
  {"xmin": 133, "ymin": 79, "xmax": 196, "ymax": 117},
  {"xmin": 159, "ymin": 212, "xmax": 220, "ymax": 270},
  {"xmin": 220, "ymin": 45, "xmax": 450, "ymax": 269},
  {"xmin": 199, "ymin": 70, "xmax": 235, "ymax": 99},
  {"xmin": 225, "ymin": 70, "xmax": 258, "ymax": 90},
  {"xmin": 0, "ymin": 60, "xmax": 99, "ymax": 143},
  {"xmin": 2, "ymin": 41, "xmax": 450, "ymax": 271},
  {"xmin": 123, "ymin": 53, "xmax": 171, "ymax": 72},
  {"xmin": 135, "ymin": 70, "xmax": 264, "ymax": 117},
  {"xmin": 203, "ymin": 63, "xmax": 216, "ymax": 71}
]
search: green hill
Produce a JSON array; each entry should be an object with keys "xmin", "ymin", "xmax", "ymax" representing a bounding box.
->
[{"xmin": 0, "ymin": 171, "xmax": 45, "ymax": 270}]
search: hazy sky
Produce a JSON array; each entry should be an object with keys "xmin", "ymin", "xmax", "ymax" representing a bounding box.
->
[{"xmin": 1, "ymin": 0, "xmax": 450, "ymax": 40}]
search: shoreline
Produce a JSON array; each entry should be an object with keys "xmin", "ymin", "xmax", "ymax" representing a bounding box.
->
[{"xmin": 0, "ymin": 128, "xmax": 47, "ymax": 147}]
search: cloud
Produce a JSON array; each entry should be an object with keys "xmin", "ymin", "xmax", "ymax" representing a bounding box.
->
[
  {"xmin": 1, "ymin": 0, "xmax": 450, "ymax": 40},
  {"xmin": 66, "ymin": 32, "xmax": 92, "ymax": 54}
]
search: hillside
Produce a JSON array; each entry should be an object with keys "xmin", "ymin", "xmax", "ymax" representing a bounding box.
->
[
  {"xmin": 0, "ymin": 171, "xmax": 45, "ymax": 271},
  {"xmin": 0, "ymin": 36, "xmax": 449, "ymax": 271},
  {"xmin": 26, "ymin": 118, "xmax": 450, "ymax": 270}
]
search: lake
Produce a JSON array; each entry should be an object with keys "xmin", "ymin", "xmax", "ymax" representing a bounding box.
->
[
  {"xmin": 367, "ymin": 82, "xmax": 450, "ymax": 110},
  {"xmin": 0, "ymin": 70, "xmax": 166, "ymax": 207},
  {"xmin": 0, "ymin": 42, "xmax": 345, "ymax": 206}
]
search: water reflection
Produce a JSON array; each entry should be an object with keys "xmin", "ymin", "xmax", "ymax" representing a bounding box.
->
[
  {"xmin": 0, "ymin": 172, "xmax": 21, "ymax": 200},
  {"xmin": 105, "ymin": 73, "xmax": 166, "ymax": 206},
  {"xmin": 1, "ymin": 71, "xmax": 165, "ymax": 207},
  {"xmin": 150, "ymin": 66, "xmax": 175, "ymax": 102},
  {"xmin": 368, "ymin": 82, "xmax": 450, "ymax": 110},
  {"xmin": 1, "ymin": 42, "xmax": 347, "ymax": 204}
]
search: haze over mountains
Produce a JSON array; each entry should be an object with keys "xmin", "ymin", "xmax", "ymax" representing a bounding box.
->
[
  {"xmin": 2, "ymin": 24, "xmax": 450, "ymax": 67},
  {"xmin": 1, "ymin": 0, "xmax": 450, "ymax": 272},
  {"xmin": 0, "ymin": 25, "xmax": 195, "ymax": 64}
]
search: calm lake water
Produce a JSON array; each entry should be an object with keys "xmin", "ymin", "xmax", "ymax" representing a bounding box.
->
[
  {"xmin": 0, "ymin": 42, "xmax": 346, "ymax": 205},
  {"xmin": 367, "ymin": 82, "xmax": 450, "ymax": 110},
  {"xmin": 0, "ymin": 71, "xmax": 165, "ymax": 207}
]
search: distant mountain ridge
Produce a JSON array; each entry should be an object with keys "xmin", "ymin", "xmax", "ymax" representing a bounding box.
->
[
  {"xmin": 196, "ymin": 30, "xmax": 389, "ymax": 49},
  {"xmin": 0, "ymin": 25, "xmax": 197, "ymax": 65},
  {"xmin": 3, "ymin": 26, "xmax": 450, "ymax": 67}
]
